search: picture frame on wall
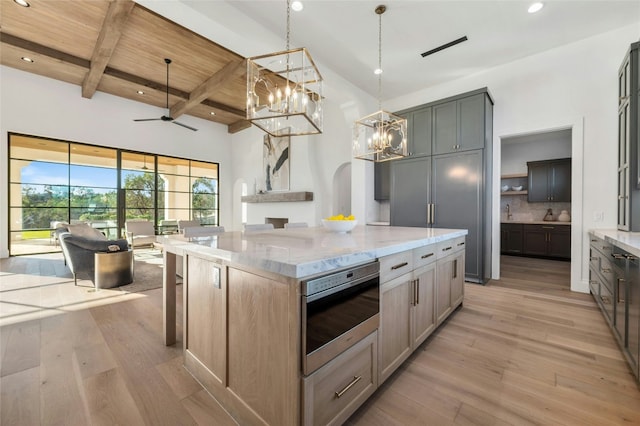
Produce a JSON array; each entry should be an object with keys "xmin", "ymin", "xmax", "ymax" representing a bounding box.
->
[{"xmin": 263, "ymin": 134, "xmax": 290, "ymax": 191}]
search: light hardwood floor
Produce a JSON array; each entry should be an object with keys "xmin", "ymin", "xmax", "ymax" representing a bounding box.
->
[{"xmin": 1, "ymin": 254, "xmax": 639, "ymax": 425}]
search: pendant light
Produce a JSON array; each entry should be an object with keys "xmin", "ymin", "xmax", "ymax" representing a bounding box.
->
[
  {"xmin": 353, "ymin": 5, "xmax": 408, "ymax": 162},
  {"xmin": 246, "ymin": 0, "xmax": 323, "ymax": 137}
]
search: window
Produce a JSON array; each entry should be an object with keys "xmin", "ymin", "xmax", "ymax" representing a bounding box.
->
[{"xmin": 8, "ymin": 133, "xmax": 220, "ymax": 255}]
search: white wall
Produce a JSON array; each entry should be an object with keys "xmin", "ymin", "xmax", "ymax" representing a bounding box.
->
[
  {"xmin": 0, "ymin": 66, "xmax": 233, "ymax": 258},
  {"xmin": 386, "ymin": 23, "xmax": 640, "ymax": 292},
  {"xmin": 502, "ymin": 130, "xmax": 572, "ymax": 175}
]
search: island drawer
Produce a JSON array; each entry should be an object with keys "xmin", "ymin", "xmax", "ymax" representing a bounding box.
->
[
  {"xmin": 437, "ymin": 236, "xmax": 466, "ymax": 259},
  {"xmin": 302, "ymin": 331, "xmax": 378, "ymax": 426},
  {"xmin": 379, "ymin": 251, "xmax": 413, "ymax": 282},
  {"xmin": 413, "ymin": 244, "xmax": 437, "ymax": 269}
]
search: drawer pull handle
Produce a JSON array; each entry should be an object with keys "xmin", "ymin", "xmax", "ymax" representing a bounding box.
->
[
  {"xmin": 457, "ymin": 242, "xmax": 465, "ymax": 246},
  {"xmin": 391, "ymin": 262, "xmax": 409, "ymax": 270},
  {"xmin": 590, "ymin": 257, "xmax": 598, "ymax": 261},
  {"xmin": 442, "ymin": 246, "xmax": 452, "ymax": 252},
  {"xmin": 591, "ymin": 239, "xmax": 598, "ymax": 242},
  {"xmin": 542, "ymin": 226, "xmax": 554, "ymax": 229},
  {"xmin": 421, "ymin": 253, "xmax": 434, "ymax": 259},
  {"xmin": 611, "ymin": 253, "xmax": 625, "ymax": 260},
  {"xmin": 625, "ymin": 254, "xmax": 637, "ymax": 261},
  {"xmin": 602, "ymin": 246, "xmax": 611, "ymax": 251},
  {"xmin": 601, "ymin": 268, "xmax": 612, "ymax": 273},
  {"xmin": 335, "ymin": 375, "xmax": 362, "ymax": 398}
]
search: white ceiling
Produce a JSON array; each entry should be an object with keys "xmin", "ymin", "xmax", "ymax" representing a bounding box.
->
[{"xmin": 146, "ymin": 0, "xmax": 640, "ymax": 101}]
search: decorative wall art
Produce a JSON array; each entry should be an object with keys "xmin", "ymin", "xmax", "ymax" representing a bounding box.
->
[{"xmin": 263, "ymin": 134, "xmax": 290, "ymax": 191}]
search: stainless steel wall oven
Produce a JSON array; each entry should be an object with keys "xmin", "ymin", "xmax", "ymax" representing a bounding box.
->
[{"xmin": 302, "ymin": 261, "xmax": 380, "ymax": 375}]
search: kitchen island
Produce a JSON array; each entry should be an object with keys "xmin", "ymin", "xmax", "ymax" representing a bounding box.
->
[{"xmin": 158, "ymin": 225, "xmax": 467, "ymax": 425}]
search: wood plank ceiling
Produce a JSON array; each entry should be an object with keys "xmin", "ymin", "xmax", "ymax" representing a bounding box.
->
[{"xmin": 0, "ymin": 0, "xmax": 251, "ymax": 133}]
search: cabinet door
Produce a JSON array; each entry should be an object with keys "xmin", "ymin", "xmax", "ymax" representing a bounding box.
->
[
  {"xmin": 379, "ymin": 273, "xmax": 413, "ymax": 382},
  {"xmin": 527, "ymin": 163, "xmax": 549, "ymax": 202},
  {"xmin": 436, "ymin": 257, "xmax": 453, "ymax": 324},
  {"xmin": 432, "ymin": 150, "xmax": 483, "ymax": 281},
  {"xmin": 186, "ymin": 256, "xmax": 227, "ymax": 384},
  {"xmin": 390, "ymin": 157, "xmax": 431, "ymax": 227},
  {"xmin": 550, "ymin": 160, "xmax": 571, "ymax": 202},
  {"xmin": 457, "ymin": 94, "xmax": 485, "ymax": 152},
  {"xmin": 548, "ymin": 227, "xmax": 571, "ymax": 259},
  {"xmin": 410, "ymin": 108, "xmax": 432, "ymax": 156},
  {"xmin": 432, "ymin": 101, "xmax": 457, "ymax": 155},
  {"xmin": 522, "ymin": 225, "xmax": 548, "ymax": 256},
  {"xmin": 501, "ymin": 223, "xmax": 523, "ymax": 254},
  {"xmin": 450, "ymin": 251, "xmax": 465, "ymax": 308},
  {"xmin": 412, "ymin": 263, "xmax": 436, "ymax": 347},
  {"xmin": 374, "ymin": 161, "xmax": 390, "ymax": 201},
  {"xmin": 619, "ymin": 84, "xmax": 630, "ymax": 229}
]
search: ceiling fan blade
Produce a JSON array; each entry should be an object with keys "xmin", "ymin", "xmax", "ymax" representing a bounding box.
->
[
  {"xmin": 173, "ymin": 121, "xmax": 199, "ymax": 131},
  {"xmin": 134, "ymin": 118, "xmax": 163, "ymax": 122}
]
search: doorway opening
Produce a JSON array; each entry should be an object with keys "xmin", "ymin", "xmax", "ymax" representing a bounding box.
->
[{"xmin": 499, "ymin": 128, "xmax": 573, "ymax": 291}]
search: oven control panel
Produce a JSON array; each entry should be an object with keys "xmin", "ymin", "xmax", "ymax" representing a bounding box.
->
[{"xmin": 303, "ymin": 261, "xmax": 379, "ymax": 297}]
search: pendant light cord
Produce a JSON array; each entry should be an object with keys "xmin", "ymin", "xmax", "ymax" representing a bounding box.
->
[
  {"xmin": 286, "ymin": 0, "xmax": 291, "ymax": 51},
  {"xmin": 378, "ymin": 8, "xmax": 382, "ymax": 111}
]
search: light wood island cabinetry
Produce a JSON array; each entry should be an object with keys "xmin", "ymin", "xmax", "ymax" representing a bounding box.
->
[{"xmin": 160, "ymin": 226, "xmax": 467, "ymax": 425}]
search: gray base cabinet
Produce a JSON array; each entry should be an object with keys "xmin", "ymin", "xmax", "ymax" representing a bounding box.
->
[
  {"xmin": 501, "ymin": 223, "xmax": 524, "ymax": 254},
  {"xmin": 589, "ymin": 233, "xmax": 640, "ymax": 382},
  {"xmin": 391, "ymin": 88, "xmax": 493, "ymax": 284}
]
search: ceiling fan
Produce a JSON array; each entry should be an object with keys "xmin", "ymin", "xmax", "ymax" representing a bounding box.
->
[{"xmin": 134, "ymin": 58, "xmax": 198, "ymax": 132}]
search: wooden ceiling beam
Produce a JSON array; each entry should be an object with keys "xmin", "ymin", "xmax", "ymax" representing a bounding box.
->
[
  {"xmin": 228, "ymin": 120, "xmax": 252, "ymax": 134},
  {"xmin": 0, "ymin": 33, "xmax": 89, "ymax": 68},
  {"xmin": 0, "ymin": 34, "xmax": 246, "ymax": 121},
  {"xmin": 82, "ymin": 0, "xmax": 135, "ymax": 99},
  {"xmin": 170, "ymin": 59, "xmax": 246, "ymax": 119}
]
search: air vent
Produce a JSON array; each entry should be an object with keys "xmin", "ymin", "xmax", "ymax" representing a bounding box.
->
[{"xmin": 421, "ymin": 36, "xmax": 468, "ymax": 58}]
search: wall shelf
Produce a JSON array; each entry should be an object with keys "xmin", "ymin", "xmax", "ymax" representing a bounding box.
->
[
  {"xmin": 501, "ymin": 190, "xmax": 528, "ymax": 196},
  {"xmin": 241, "ymin": 191, "xmax": 314, "ymax": 203},
  {"xmin": 501, "ymin": 173, "xmax": 527, "ymax": 179}
]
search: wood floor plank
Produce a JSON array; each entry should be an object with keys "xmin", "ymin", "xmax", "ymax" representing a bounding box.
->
[
  {"xmin": 83, "ymin": 368, "xmax": 146, "ymax": 425},
  {"xmin": 0, "ymin": 366, "xmax": 40, "ymax": 425},
  {"xmin": 0, "ymin": 319, "xmax": 40, "ymax": 377},
  {"xmin": 181, "ymin": 389, "xmax": 238, "ymax": 426}
]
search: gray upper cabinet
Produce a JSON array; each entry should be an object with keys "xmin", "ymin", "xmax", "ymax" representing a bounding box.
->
[
  {"xmin": 433, "ymin": 101, "xmax": 457, "ymax": 155},
  {"xmin": 433, "ymin": 93, "xmax": 486, "ymax": 155},
  {"xmin": 527, "ymin": 158, "xmax": 571, "ymax": 203},
  {"xmin": 410, "ymin": 108, "xmax": 432, "ymax": 157},
  {"xmin": 618, "ymin": 41, "xmax": 640, "ymax": 231}
]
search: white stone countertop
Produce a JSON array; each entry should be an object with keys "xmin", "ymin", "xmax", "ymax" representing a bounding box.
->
[
  {"xmin": 501, "ymin": 220, "xmax": 571, "ymax": 225},
  {"xmin": 590, "ymin": 229, "xmax": 640, "ymax": 257},
  {"xmin": 157, "ymin": 225, "xmax": 467, "ymax": 279}
]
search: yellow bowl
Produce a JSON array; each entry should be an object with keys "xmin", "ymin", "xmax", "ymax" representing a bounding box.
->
[{"xmin": 321, "ymin": 219, "xmax": 358, "ymax": 233}]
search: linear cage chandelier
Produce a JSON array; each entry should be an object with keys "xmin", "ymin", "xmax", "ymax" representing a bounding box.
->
[
  {"xmin": 246, "ymin": 1, "xmax": 323, "ymax": 137},
  {"xmin": 353, "ymin": 5, "xmax": 408, "ymax": 162}
]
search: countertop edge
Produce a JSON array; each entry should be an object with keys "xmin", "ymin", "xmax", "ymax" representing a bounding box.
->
[
  {"xmin": 590, "ymin": 229, "xmax": 640, "ymax": 258},
  {"xmin": 160, "ymin": 227, "xmax": 468, "ymax": 279}
]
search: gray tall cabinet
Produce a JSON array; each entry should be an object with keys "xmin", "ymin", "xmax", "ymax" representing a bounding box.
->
[
  {"xmin": 618, "ymin": 41, "xmax": 640, "ymax": 231},
  {"xmin": 390, "ymin": 88, "xmax": 493, "ymax": 283}
]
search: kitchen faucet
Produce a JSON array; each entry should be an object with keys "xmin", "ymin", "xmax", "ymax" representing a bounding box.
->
[{"xmin": 506, "ymin": 203, "xmax": 513, "ymax": 220}]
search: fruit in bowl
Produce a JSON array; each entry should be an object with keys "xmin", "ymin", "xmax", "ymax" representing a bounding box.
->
[{"xmin": 322, "ymin": 214, "xmax": 357, "ymax": 233}]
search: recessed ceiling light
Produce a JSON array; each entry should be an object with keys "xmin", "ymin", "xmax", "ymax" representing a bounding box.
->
[
  {"xmin": 528, "ymin": 2, "xmax": 544, "ymax": 13},
  {"xmin": 137, "ymin": 90, "xmax": 144, "ymax": 95},
  {"xmin": 21, "ymin": 57, "xmax": 34, "ymax": 63},
  {"xmin": 291, "ymin": 1, "xmax": 303, "ymax": 12},
  {"xmin": 374, "ymin": 68, "xmax": 383, "ymax": 75},
  {"xmin": 210, "ymin": 111, "xmax": 216, "ymax": 116},
  {"xmin": 14, "ymin": 0, "xmax": 30, "ymax": 7}
]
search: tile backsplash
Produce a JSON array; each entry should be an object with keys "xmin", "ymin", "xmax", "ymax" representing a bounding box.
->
[{"xmin": 500, "ymin": 194, "xmax": 571, "ymax": 222}]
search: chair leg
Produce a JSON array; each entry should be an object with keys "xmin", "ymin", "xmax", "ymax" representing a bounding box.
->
[{"xmin": 74, "ymin": 273, "xmax": 77, "ymax": 286}]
